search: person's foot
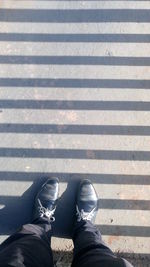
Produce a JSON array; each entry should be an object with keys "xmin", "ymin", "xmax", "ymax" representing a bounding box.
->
[
  {"xmin": 33, "ymin": 178, "xmax": 59, "ymax": 222},
  {"xmin": 76, "ymin": 179, "xmax": 98, "ymax": 223}
]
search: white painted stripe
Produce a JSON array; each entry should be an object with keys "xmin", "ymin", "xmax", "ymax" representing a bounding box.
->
[
  {"xmin": 94, "ymin": 184, "xmax": 150, "ymax": 200},
  {"xmin": 0, "ymin": 22, "xmax": 150, "ymax": 34},
  {"xmin": 2, "ymin": 1, "xmax": 150, "ymax": 10},
  {"xmin": 1, "ymin": 134, "xmax": 150, "ymax": 151},
  {"xmin": 51, "ymin": 237, "xmax": 73, "ymax": 251},
  {"xmin": 0, "ymin": 158, "xmax": 150, "ymax": 175},
  {"xmin": 51, "ymin": 236, "xmax": 150, "ymax": 254},
  {"xmin": 0, "ymin": 180, "xmax": 64, "ymax": 197},
  {"xmin": 103, "ymin": 236, "xmax": 150, "ymax": 254},
  {"xmin": 97, "ymin": 210, "xmax": 150, "ymax": 226},
  {"xmin": 0, "ymin": 181, "xmax": 66, "ymax": 196},
  {"xmin": 0, "ymin": 110, "xmax": 150, "ymax": 126},
  {"xmin": 0, "ymin": 236, "xmax": 9, "ymax": 244},
  {"xmin": 0, "ymin": 87, "xmax": 150, "ymax": 102},
  {"xmin": 0, "ymin": 43, "xmax": 149, "ymax": 57},
  {"xmin": 0, "ymin": 182, "xmax": 149, "ymax": 200},
  {"xmin": 1, "ymin": 235, "xmax": 149, "ymax": 254},
  {"xmin": 0, "ymin": 181, "xmax": 32, "ymax": 196},
  {"xmin": 0, "ymin": 65, "xmax": 150, "ymax": 79}
]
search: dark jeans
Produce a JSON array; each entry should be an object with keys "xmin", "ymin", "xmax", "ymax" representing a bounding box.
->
[{"xmin": 0, "ymin": 219, "xmax": 133, "ymax": 267}]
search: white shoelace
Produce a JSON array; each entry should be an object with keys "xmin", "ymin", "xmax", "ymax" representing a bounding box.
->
[
  {"xmin": 38, "ymin": 199, "xmax": 55, "ymax": 222},
  {"xmin": 76, "ymin": 205, "xmax": 96, "ymax": 222}
]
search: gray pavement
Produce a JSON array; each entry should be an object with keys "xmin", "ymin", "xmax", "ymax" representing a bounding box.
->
[{"xmin": 0, "ymin": 0, "xmax": 150, "ymax": 265}]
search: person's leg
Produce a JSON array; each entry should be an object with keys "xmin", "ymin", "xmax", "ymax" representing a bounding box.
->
[
  {"xmin": 0, "ymin": 218, "xmax": 53, "ymax": 267},
  {"xmin": 71, "ymin": 179, "xmax": 133, "ymax": 267},
  {"xmin": 73, "ymin": 220, "xmax": 114, "ymax": 260},
  {"xmin": 0, "ymin": 177, "xmax": 59, "ymax": 267},
  {"xmin": 72, "ymin": 220, "xmax": 132, "ymax": 267}
]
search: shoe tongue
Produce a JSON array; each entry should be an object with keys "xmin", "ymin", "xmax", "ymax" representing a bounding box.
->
[
  {"xmin": 40, "ymin": 191, "xmax": 54, "ymax": 201},
  {"xmin": 78, "ymin": 200, "xmax": 96, "ymax": 213},
  {"xmin": 40, "ymin": 199, "xmax": 55, "ymax": 211}
]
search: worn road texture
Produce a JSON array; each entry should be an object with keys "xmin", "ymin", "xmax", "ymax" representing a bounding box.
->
[{"xmin": 0, "ymin": 1, "xmax": 150, "ymax": 266}]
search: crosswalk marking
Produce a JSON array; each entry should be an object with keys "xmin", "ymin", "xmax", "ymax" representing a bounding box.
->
[
  {"xmin": 0, "ymin": 22, "xmax": 150, "ymax": 34},
  {"xmin": 1, "ymin": 110, "xmax": 150, "ymax": 126},
  {"xmin": 0, "ymin": 134, "xmax": 150, "ymax": 151},
  {"xmin": 0, "ymin": 43, "xmax": 149, "ymax": 57},
  {"xmin": 0, "ymin": 87, "xmax": 150, "ymax": 101},
  {"xmin": 0, "ymin": 158, "xmax": 150, "ymax": 175},
  {"xmin": 2, "ymin": 1, "xmax": 150, "ymax": 10},
  {"xmin": 0, "ymin": 0, "xmax": 150, "ymax": 257}
]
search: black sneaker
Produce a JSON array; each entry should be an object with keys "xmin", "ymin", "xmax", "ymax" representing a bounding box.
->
[
  {"xmin": 76, "ymin": 179, "xmax": 98, "ymax": 223},
  {"xmin": 33, "ymin": 178, "xmax": 59, "ymax": 222}
]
